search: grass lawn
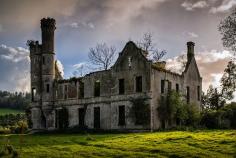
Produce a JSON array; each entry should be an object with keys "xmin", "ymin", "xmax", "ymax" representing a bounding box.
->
[
  {"xmin": 0, "ymin": 130, "xmax": 236, "ymax": 158},
  {"xmin": 0, "ymin": 108, "xmax": 24, "ymax": 116}
]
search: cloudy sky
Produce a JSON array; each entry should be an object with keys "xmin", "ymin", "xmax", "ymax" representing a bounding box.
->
[{"xmin": 0, "ymin": 0, "xmax": 235, "ymax": 99}]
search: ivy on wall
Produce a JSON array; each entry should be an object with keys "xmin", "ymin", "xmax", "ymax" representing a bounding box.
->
[{"xmin": 130, "ymin": 97, "xmax": 150, "ymax": 125}]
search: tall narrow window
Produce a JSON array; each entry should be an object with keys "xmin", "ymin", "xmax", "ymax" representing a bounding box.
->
[
  {"xmin": 161, "ymin": 80, "xmax": 165, "ymax": 94},
  {"xmin": 79, "ymin": 81, "xmax": 84, "ymax": 98},
  {"xmin": 64, "ymin": 85, "xmax": 68, "ymax": 99},
  {"xmin": 197, "ymin": 86, "xmax": 200, "ymax": 101},
  {"xmin": 186, "ymin": 86, "xmax": 190, "ymax": 104},
  {"xmin": 94, "ymin": 80, "xmax": 100, "ymax": 97},
  {"xmin": 176, "ymin": 84, "xmax": 179, "ymax": 92},
  {"xmin": 46, "ymin": 84, "xmax": 50, "ymax": 93},
  {"xmin": 32, "ymin": 88, "xmax": 36, "ymax": 101},
  {"xmin": 78, "ymin": 108, "xmax": 85, "ymax": 127},
  {"xmin": 168, "ymin": 81, "xmax": 172, "ymax": 92},
  {"xmin": 42, "ymin": 56, "xmax": 45, "ymax": 65},
  {"xmin": 136, "ymin": 76, "xmax": 142, "ymax": 92},
  {"xmin": 119, "ymin": 79, "xmax": 125, "ymax": 94},
  {"xmin": 118, "ymin": 105, "xmax": 125, "ymax": 126},
  {"xmin": 94, "ymin": 107, "xmax": 100, "ymax": 129}
]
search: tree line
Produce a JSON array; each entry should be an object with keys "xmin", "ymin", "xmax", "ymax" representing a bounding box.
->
[{"xmin": 0, "ymin": 91, "xmax": 31, "ymax": 110}]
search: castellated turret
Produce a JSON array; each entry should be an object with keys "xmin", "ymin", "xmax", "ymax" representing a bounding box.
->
[
  {"xmin": 29, "ymin": 18, "xmax": 57, "ymax": 129},
  {"xmin": 29, "ymin": 40, "xmax": 42, "ymax": 103},
  {"xmin": 41, "ymin": 18, "xmax": 56, "ymax": 53},
  {"xmin": 40, "ymin": 18, "xmax": 56, "ymax": 103}
]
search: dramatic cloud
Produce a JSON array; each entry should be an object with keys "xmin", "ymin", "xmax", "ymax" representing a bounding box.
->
[
  {"xmin": 181, "ymin": 0, "xmax": 209, "ymax": 11},
  {"xmin": 0, "ymin": 0, "xmax": 233, "ymax": 97},
  {"xmin": 210, "ymin": 0, "xmax": 236, "ymax": 13},
  {"xmin": 0, "ymin": 44, "xmax": 30, "ymax": 92},
  {"xmin": 166, "ymin": 49, "xmax": 233, "ymax": 92},
  {"xmin": 56, "ymin": 60, "xmax": 64, "ymax": 77}
]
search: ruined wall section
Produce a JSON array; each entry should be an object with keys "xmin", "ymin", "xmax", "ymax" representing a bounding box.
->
[{"xmin": 150, "ymin": 69, "xmax": 184, "ymax": 130}]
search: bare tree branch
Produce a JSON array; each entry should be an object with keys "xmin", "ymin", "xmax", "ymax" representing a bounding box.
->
[
  {"xmin": 138, "ymin": 32, "xmax": 167, "ymax": 62},
  {"xmin": 88, "ymin": 43, "xmax": 116, "ymax": 70}
]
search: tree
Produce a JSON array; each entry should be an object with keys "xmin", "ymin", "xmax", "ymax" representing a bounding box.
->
[
  {"xmin": 158, "ymin": 91, "xmax": 188, "ymax": 127},
  {"xmin": 138, "ymin": 32, "xmax": 166, "ymax": 62},
  {"xmin": 221, "ymin": 60, "xmax": 236, "ymax": 100},
  {"xmin": 88, "ymin": 43, "xmax": 116, "ymax": 70},
  {"xmin": 177, "ymin": 54, "xmax": 187, "ymax": 71},
  {"xmin": 205, "ymin": 85, "xmax": 225, "ymax": 110},
  {"xmin": 219, "ymin": 8, "xmax": 236, "ymax": 56}
]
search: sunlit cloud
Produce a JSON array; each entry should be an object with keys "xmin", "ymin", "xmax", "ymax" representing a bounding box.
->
[
  {"xmin": 181, "ymin": 0, "xmax": 209, "ymax": 11},
  {"xmin": 56, "ymin": 60, "xmax": 64, "ymax": 77},
  {"xmin": 166, "ymin": 49, "xmax": 232, "ymax": 92},
  {"xmin": 210, "ymin": 0, "xmax": 236, "ymax": 13}
]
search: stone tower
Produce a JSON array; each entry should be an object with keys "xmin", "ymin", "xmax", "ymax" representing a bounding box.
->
[
  {"xmin": 40, "ymin": 18, "xmax": 56, "ymax": 103},
  {"xmin": 40, "ymin": 18, "xmax": 56, "ymax": 129},
  {"xmin": 29, "ymin": 18, "xmax": 56, "ymax": 130}
]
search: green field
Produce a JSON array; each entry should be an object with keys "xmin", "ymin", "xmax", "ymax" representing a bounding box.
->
[
  {"xmin": 0, "ymin": 108, "xmax": 24, "ymax": 116},
  {"xmin": 0, "ymin": 130, "xmax": 236, "ymax": 158}
]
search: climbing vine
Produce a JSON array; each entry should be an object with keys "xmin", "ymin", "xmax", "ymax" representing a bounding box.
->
[{"xmin": 130, "ymin": 97, "xmax": 150, "ymax": 125}]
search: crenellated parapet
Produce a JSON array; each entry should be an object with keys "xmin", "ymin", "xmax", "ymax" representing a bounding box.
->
[
  {"xmin": 41, "ymin": 17, "xmax": 56, "ymax": 53},
  {"xmin": 41, "ymin": 18, "xmax": 56, "ymax": 30},
  {"xmin": 27, "ymin": 40, "xmax": 41, "ymax": 55}
]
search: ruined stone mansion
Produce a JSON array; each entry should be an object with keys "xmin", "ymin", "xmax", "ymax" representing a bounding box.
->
[{"xmin": 29, "ymin": 18, "xmax": 202, "ymax": 131}]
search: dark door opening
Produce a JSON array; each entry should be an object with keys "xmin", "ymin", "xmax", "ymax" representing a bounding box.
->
[
  {"xmin": 56, "ymin": 108, "xmax": 69, "ymax": 129},
  {"xmin": 118, "ymin": 105, "xmax": 125, "ymax": 126},
  {"xmin": 79, "ymin": 108, "xmax": 85, "ymax": 127},
  {"xmin": 94, "ymin": 107, "xmax": 100, "ymax": 129},
  {"xmin": 41, "ymin": 111, "xmax": 46, "ymax": 128}
]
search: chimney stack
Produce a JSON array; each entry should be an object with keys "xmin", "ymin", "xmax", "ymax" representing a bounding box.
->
[{"xmin": 187, "ymin": 41, "xmax": 195, "ymax": 62}]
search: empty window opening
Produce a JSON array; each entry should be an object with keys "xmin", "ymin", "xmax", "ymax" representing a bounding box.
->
[
  {"xmin": 42, "ymin": 56, "xmax": 45, "ymax": 65},
  {"xmin": 94, "ymin": 80, "xmax": 100, "ymax": 97},
  {"xmin": 176, "ymin": 84, "xmax": 179, "ymax": 92},
  {"xmin": 79, "ymin": 81, "xmax": 84, "ymax": 98},
  {"xmin": 197, "ymin": 86, "xmax": 200, "ymax": 101},
  {"xmin": 64, "ymin": 85, "xmax": 68, "ymax": 99},
  {"xmin": 118, "ymin": 105, "xmax": 125, "ymax": 126},
  {"xmin": 186, "ymin": 86, "xmax": 190, "ymax": 104},
  {"xmin": 168, "ymin": 81, "xmax": 172, "ymax": 92},
  {"xmin": 136, "ymin": 76, "xmax": 142, "ymax": 92},
  {"xmin": 32, "ymin": 88, "xmax": 36, "ymax": 101},
  {"xmin": 46, "ymin": 84, "xmax": 50, "ymax": 93},
  {"xmin": 161, "ymin": 80, "xmax": 165, "ymax": 94},
  {"xmin": 119, "ymin": 79, "xmax": 125, "ymax": 94}
]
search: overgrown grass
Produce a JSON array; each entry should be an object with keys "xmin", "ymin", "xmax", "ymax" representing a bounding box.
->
[
  {"xmin": 0, "ymin": 130, "xmax": 235, "ymax": 157},
  {"xmin": 0, "ymin": 108, "xmax": 24, "ymax": 116}
]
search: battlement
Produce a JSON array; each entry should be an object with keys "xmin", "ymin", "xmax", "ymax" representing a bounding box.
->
[
  {"xmin": 41, "ymin": 17, "xmax": 56, "ymax": 29},
  {"xmin": 27, "ymin": 40, "xmax": 41, "ymax": 54}
]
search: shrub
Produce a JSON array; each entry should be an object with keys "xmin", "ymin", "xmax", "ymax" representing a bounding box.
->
[
  {"xmin": 200, "ymin": 102, "xmax": 236, "ymax": 129},
  {"xmin": 0, "ymin": 127, "xmax": 11, "ymax": 134},
  {"xmin": 157, "ymin": 91, "xmax": 200, "ymax": 128}
]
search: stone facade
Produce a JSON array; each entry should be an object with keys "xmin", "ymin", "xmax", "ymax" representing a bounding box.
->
[{"xmin": 29, "ymin": 18, "xmax": 202, "ymax": 131}]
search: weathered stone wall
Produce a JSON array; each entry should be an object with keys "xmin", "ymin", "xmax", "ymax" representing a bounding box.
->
[{"xmin": 150, "ymin": 69, "xmax": 184, "ymax": 129}]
